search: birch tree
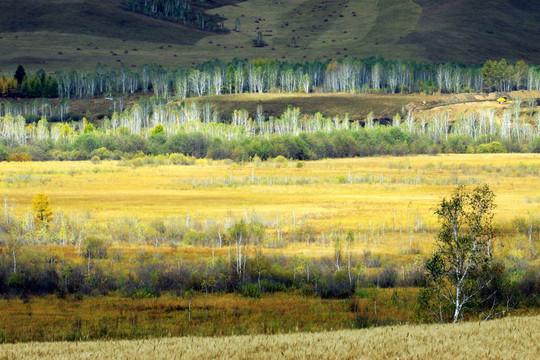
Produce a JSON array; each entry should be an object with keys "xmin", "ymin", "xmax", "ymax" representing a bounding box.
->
[
  {"xmin": 421, "ymin": 184, "xmax": 497, "ymax": 323},
  {"xmin": 371, "ymin": 63, "xmax": 381, "ymax": 91},
  {"xmin": 300, "ymin": 74, "xmax": 311, "ymax": 93}
]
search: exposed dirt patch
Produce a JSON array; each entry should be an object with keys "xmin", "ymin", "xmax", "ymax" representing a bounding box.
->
[{"xmin": 407, "ymin": 90, "xmax": 540, "ymax": 119}]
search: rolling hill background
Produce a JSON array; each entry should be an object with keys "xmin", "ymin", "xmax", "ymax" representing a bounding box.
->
[{"xmin": 0, "ymin": 0, "xmax": 538, "ymax": 72}]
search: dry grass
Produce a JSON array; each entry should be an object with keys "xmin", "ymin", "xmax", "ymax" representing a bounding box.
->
[
  {"xmin": 183, "ymin": 92, "xmax": 439, "ymax": 120},
  {"xmin": 0, "ymin": 153, "xmax": 538, "ymax": 269},
  {"xmin": 0, "ymin": 290, "xmax": 419, "ymax": 343},
  {"xmin": 413, "ymin": 90, "xmax": 540, "ymax": 120},
  {"xmin": 1, "ymin": 315, "xmax": 538, "ymax": 359},
  {"xmin": 2, "ymin": 153, "xmax": 538, "ymax": 223},
  {"xmin": 1, "ymin": 154, "xmax": 539, "ymax": 259}
]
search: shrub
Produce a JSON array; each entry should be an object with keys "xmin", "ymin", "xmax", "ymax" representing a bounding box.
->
[
  {"xmin": 7, "ymin": 153, "xmax": 32, "ymax": 162},
  {"xmin": 392, "ymin": 143, "xmax": 408, "ymax": 156},
  {"xmin": 66, "ymin": 112, "xmax": 84, "ymax": 122},
  {"xmin": 183, "ymin": 231, "xmax": 206, "ymax": 246},
  {"xmin": 119, "ymin": 134, "xmax": 149, "ymax": 154},
  {"xmin": 241, "ymin": 283, "xmax": 261, "ymax": 298},
  {"xmin": 83, "ymin": 236, "xmax": 108, "ymax": 259},
  {"xmin": 91, "ymin": 147, "xmax": 112, "ymax": 159},
  {"xmin": 531, "ymin": 138, "xmax": 540, "ymax": 153},
  {"xmin": 26, "ymin": 144, "xmax": 51, "ymax": 161},
  {"xmin": 151, "ymin": 124, "xmax": 164, "ymax": 137},
  {"xmin": 32, "ymin": 193, "xmax": 53, "ymax": 223},
  {"xmin": 83, "ymin": 123, "xmax": 94, "ymax": 133},
  {"xmin": 426, "ymin": 144, "xmax": 441, "ymax": 155},
  {"xmin": 169, "ymin": 153, "xmax": 195, "ymax": 165},
  {"xmin": 477, "ymin": 141, "xmax": 507, "ymax": 153},
  {"xmin": 91, "ymin": 156, "xmax": 101, "ymax": 164},
  {"xmin": 0, "ymin": 144, "xmax": 8, "ymax": 161},
  {"xmin": 445, "ymin": 135, "xmax": 471, "ymax": 153},
  {"xmin": 377, "ymin": 266, "xmax": 398, "ymax": 288},
  {"xmin": 73, "ymin": 133, "xmax": 101, "ymax": 153}
]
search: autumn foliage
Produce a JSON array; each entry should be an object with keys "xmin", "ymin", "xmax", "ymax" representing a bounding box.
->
[{"xmin": 32, "ymin": 193, "xmax": 53, "ymax": 223}]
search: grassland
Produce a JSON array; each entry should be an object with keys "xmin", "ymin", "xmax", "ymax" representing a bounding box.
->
[
  {"xmin": 0, "ymin": 289, "xmax": 422, "ymax": 342},
  {"xmin": 0, "ymin": 0, "xmax": 538, "ymax": 72},
  {"xmin": 181, "ymin": 92, "xmax": 435, "ymax": 121},
  {"xmin": 1, "ymin": 153, "xmax": 539, "ymax": 259},
  {"xmin": 0, "ymin": 153, "xmax": 538, "ymax": 347},
  {"xmin": 0, "ymin": 314, "xmax": 538, "ymax": 359}
]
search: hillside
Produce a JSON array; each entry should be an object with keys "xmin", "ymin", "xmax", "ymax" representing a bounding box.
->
[
  {"xmin": 0, "ymin": 0, "xmax": 538, "ymax": 72},
  {"xmin": 171, "ymin": 90, "xmax": 540, "ymax": 122},
  {"xmin": 1, "ymin": 315, "xmax": 538, "ymax": 359},
  {"xmin": 177, "ymin": 93, "xmax": 437, "ymax": 121}
]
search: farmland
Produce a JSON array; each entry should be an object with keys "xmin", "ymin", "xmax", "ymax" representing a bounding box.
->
[{"xmin": 0, "ymin": 314, "xmax": 538, "ymax": 359}]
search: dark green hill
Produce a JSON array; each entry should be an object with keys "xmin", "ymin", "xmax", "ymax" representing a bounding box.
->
[
  {"xmin": 401, "ymin": 0, "xmax": 540, "ymax": 63},
  {"xmin": 0, "ymin": 0, "xmax": 537, "ymax": 71}
]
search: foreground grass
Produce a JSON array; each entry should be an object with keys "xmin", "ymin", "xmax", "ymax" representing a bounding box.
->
[{"xmin": 0, "ymin": 315, "xmax": 538, "ymax": 359}]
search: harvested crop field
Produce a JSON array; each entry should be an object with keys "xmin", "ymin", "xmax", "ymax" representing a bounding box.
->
[{"xmin": 0, "ymin": 315, "xmax": 538, "ymax": 359}]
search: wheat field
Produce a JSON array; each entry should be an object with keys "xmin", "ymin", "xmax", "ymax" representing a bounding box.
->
[{"xmin": 0, "ymin": 315, "xmax": 538, "ymax": 360}]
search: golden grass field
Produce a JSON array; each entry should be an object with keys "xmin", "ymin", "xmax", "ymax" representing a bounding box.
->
[
  {"xmin": 4, "ymin": 154, "xmax": 539, "ymax": 222},
  {"xmin": 1, "ymin": 314, "xmax": 538, "ymax": 360},
  {"xmin": 1, "ymin": 153, "xmax": 539, "ymax": 259}
]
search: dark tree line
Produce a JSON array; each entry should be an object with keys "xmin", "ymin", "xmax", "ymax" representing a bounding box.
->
[
  {"xmin": 0, "ymin": 66, "xmax": 58, "ymax": 99},
  {"xmin": 122, "ymin": 0, "xmax": 228, "ymax": 32}
]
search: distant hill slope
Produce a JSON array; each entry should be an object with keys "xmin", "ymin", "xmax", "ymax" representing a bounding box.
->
[
  {"xmin": 401, "ymin": 0, "xmax": 540, "ymax": 63},
  {"xmin": 0, "ymin": 0, "xmax": 538, "ymax": 72}
]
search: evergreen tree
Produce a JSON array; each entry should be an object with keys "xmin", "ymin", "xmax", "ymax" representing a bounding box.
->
[{"xmin": 14, "ymin": 65, "xmax": 26, "ymax": 85}]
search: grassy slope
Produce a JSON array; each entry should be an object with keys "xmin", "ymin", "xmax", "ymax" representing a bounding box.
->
[
  {"xmin": 180, "ymin": 93, "xmax": 437, "ymax": 121},
  {"xmin": 175, "ymin": 90, "xmax": 539, "ymax": 121},
  {"xmin": 401, "ymin": 0, "xmax": 540, "ymax": 63},
  {"xmin": 0, "ymin": 0, "xmax": 538, "ymax": 72},
  {"xmin": 1, "ymin": 315, "xmax": 538, "ymax": 359}
]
